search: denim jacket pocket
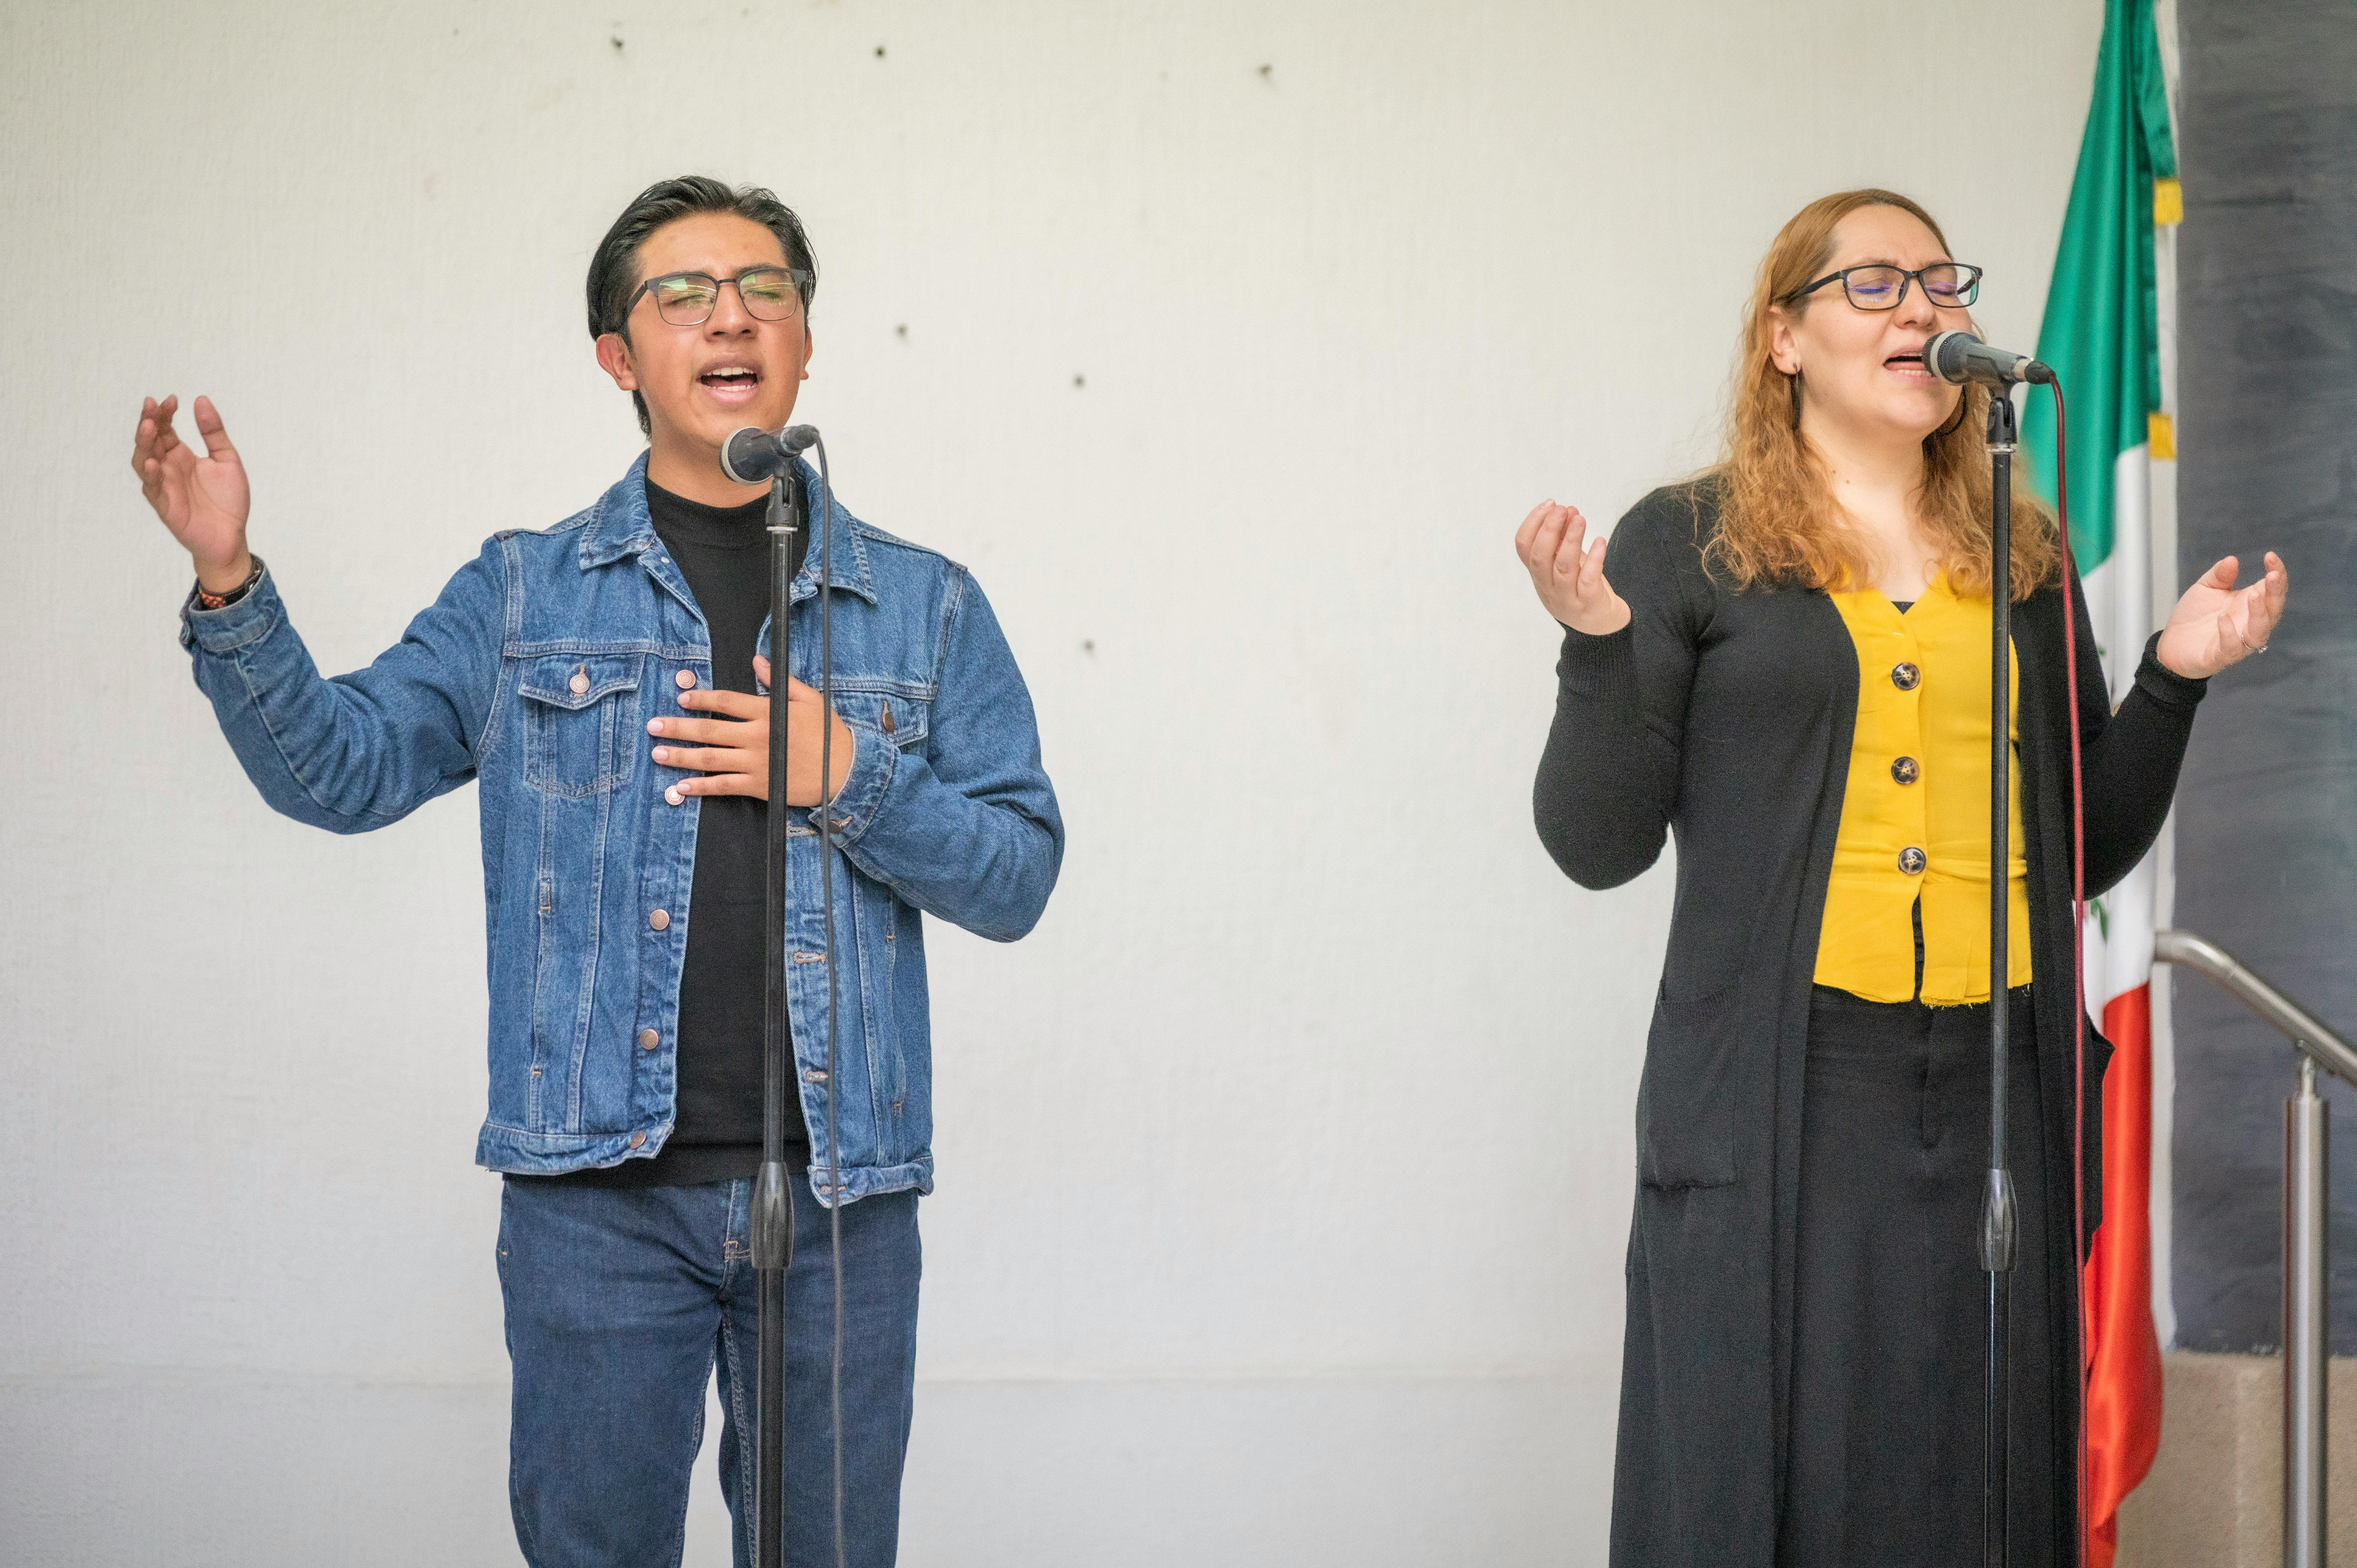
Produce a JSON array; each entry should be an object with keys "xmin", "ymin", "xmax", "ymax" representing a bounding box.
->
[
  {"xmin": 518, "ymin": 654, "xmax": 641, "ymax": 797},
  {"xmin": 832, "ymin": 687, "xmax": 931, "ymax": 752}
]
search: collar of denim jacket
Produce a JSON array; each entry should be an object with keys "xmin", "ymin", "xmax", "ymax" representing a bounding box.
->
[{"xmin": 578, "ymin": 450, "xmax": 879, "ymax": 604}]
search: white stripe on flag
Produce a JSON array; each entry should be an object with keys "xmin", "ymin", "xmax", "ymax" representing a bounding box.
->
[{"xmin": 2078, "ymin": 443, "xmax": 2157, "ymax": 1016}]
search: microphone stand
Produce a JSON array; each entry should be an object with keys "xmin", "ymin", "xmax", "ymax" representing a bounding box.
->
[
  {"xmin": 753, "ymin": 469, "xmax": 799, "ymax": 1567},
  {"xmin": 1981, "ymin": 380, "xmax": 2020, "ymax": 1568}
]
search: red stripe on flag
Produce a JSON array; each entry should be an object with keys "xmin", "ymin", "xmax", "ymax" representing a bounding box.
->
[{"xmin": 2083, "ymin": 981, "xmax": 2164, "ymax": 1566}]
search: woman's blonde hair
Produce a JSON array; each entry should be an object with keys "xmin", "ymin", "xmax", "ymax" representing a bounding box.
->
[{"xmin": 1706, "ymin": 188, "xmax": 2058, "ymax": 601}]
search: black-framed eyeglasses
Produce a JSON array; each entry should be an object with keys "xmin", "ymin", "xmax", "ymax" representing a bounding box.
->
[
  {"xmin": 631, "ymin": 266, "xmax": 811, "ymax": 327},
  {"xmin": 1787, "ymin": 263, "xmax": 1982, "ymax": 311}
]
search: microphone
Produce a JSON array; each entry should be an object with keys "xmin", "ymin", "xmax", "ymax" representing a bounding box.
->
[
  {"xmin": 719, "ymin": 424, "xmax": 820, "ymax": 484},
  {"xmin": 1922, "ymin": 331, "xmax": 2054, "ymax": 387}
]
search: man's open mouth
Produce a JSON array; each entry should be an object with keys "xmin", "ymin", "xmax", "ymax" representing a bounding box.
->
[{"xmin": 700, "ymin": 366, "xmax": 763, "ymax": 392}]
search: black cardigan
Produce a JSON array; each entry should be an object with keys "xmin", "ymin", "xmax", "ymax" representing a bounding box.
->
[{"xmin": 1533, "ymin": 482, "xmax": 2207, "ymax": 1568}]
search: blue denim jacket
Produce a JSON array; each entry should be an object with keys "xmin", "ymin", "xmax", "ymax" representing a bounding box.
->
[{"xmin": 180, "ymin": 453, "xmax": 1063, "ymax": 1202}]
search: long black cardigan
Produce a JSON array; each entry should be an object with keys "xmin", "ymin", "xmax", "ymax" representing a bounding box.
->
[{"xmin": 1534, "ymin": 483, "xmax": 2207, "ymax": 1568}]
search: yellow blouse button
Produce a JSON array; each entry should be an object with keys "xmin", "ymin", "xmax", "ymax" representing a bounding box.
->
[
  {"xmin": 1898, "ymin": 847, "xmax": 1927, "ymax": 875},
  {"xmin": 1892, "ymin": 661, "xmax": 1921, "ymax": 691},
  {"xmin": 1891, "ymin": 756, "xmax": 1920, "ymax": 785}
]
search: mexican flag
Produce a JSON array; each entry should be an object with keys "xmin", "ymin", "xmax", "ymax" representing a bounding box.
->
[{"xmin": 2020, "ymin": 0, "xmax": 2179, "ymax": 1561}]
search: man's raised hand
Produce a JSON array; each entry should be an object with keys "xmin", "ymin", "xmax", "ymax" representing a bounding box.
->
[
  {"xmin": 133, "ymin": 394, "xmax": 252, "ymax": 593},
  {"xmin": 1515, "ymin": 500, "xmax": 1631, "ymax": 636}
]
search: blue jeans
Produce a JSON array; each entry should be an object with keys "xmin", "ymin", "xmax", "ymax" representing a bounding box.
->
[{"xmin": 496, "ymin": 1176, "xmax": 922, "ymax": 1567}]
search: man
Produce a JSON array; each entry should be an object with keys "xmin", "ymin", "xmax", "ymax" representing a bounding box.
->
[{"xmin": 131, "ymin": 175, "xmax": 1064, "ymax": 1567}]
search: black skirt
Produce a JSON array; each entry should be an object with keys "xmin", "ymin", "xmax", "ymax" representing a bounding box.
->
[{"xmin": 1777, "ymin": 983, "xmax": 2074, "ymax": 1568}]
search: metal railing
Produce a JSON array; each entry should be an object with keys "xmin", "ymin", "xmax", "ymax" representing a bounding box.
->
[{"xmin": 2155, "ymin": 929, "xmax": 2357, "ymax": 1568}]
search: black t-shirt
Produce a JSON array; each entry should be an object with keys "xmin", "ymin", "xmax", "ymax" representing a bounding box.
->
[{"xmin": 541, "ymin": 476, "xmax": 810, "ymax": 1187}]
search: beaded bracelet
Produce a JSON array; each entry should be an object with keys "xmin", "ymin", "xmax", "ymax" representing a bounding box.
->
[{"xmin": 194, "ymin": 556, "xmax": 264, "ymax": 611}]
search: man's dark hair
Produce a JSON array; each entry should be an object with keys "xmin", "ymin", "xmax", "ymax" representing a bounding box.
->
[{"xmin": 586, "ymin": 175, "xmax": 819, "ymax": 435}]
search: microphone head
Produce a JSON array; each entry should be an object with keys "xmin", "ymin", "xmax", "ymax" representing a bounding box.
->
[
  {"xmin": 1922, "ymin": 330, "xmax": 1978, "ymax": 385},
  {"xmin": 719, "ymin": 425, "xmax": 779, "ymax": 485},
  {"xmin": 778, "ymin": 425, "xmax": 819, "ymax": 454}
]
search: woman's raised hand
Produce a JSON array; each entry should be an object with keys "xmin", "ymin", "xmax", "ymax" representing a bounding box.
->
[
  {"xmin": 2155, "ymin": 551, "xmax": 2289, "ymax": 680},
  {"xmin": 133, "ymin": 394, "xmax": 253, "ymax": 593},
  {"xmin": 1516, "ymin": 500, "xmax": 1631, "ymax": 636}
]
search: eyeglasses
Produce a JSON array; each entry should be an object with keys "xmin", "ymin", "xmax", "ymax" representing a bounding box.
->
[
  {"xmin": 1787, "ymin": 263, "xmax": 1982, "ymax": 311},
  {"xmin": 631, "ymin": 266, "xmax": 811, "ymax": 327}
]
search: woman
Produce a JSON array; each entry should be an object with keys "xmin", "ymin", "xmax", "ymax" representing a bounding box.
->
[{"xmin": 1516, "ymin": 189, "xmax": 2287, "ymax": 1568}]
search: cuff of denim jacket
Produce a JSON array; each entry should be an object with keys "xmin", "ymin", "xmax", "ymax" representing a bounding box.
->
[
  {"xmin": 2134, "ymin": 630, "xmax": 2210, "ymax": 712},
  {"xmin": 808, "ymin": 718, "xmax": 895, "ymax": 845},
  {"xmin": 178, "ymin": 564, "xmax": 283, "ymax": 654}
]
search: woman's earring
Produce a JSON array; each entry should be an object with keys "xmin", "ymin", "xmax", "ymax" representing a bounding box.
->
[{"xmin": 1788, "ymin": 371, "xmax": 1803, "ymax": 432}]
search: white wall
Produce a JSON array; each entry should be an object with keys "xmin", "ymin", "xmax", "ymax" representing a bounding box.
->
[{"xmin": 0, "ymin": 2, "xmax": 2103, "ymax": 1562}]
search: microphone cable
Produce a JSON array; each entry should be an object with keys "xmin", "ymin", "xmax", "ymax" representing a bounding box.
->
[
  {"xmin": 2043, "ymin": 374, "xmax": 2093, "ymax": 1565},
  {"xmin": 810, "ymin": 433, "xmax": 850, "ymax": 1568}
]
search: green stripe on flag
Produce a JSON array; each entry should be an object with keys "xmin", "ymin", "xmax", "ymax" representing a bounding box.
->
[{"xmin": 2021, "ymin": 0, "xmax": 2179, "ymax": 570}]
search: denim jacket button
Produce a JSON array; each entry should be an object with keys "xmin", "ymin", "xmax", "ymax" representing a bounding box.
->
[
  {"xmin": 638, "ymin": 1028, "xmax": 659, "ymax": 1050},
  {"xmin": 648, "ymin": 908, "xmax": 671, "ymax": 931},
  {"xmin": 675, "ymin": 669, "xmax": 696, "ymax": 690},
  {"xmin": 568, "ymin": 669, "xmax": 589, "ymax": 696},
  {"xmin": 629, "ymin": 1132, "xmax": 647, "ymax": 1149}
]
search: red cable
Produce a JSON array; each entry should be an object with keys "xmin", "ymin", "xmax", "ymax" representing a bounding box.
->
[{"xmin": 2047, "ymin": 375, "xmax": 2092, "ymax": 1565}]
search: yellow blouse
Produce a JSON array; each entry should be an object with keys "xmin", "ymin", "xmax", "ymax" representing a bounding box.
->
[{"xmin": 1815, "ymin": 572, "xmax": 2032, "ymax": 1004}]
